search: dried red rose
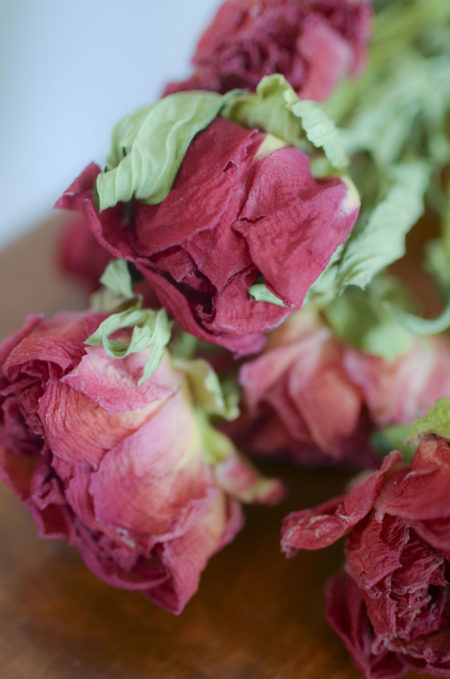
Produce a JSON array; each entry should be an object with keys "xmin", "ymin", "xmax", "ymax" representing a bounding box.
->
[
  {"xmin": 56, "ymin": 119, "xmax": 359, "ymax": 355},
  {"xmin": 0, "ymin": 312, "xmax": 268, "ymax": 614},
  {"xmin": 282, "ymin": 438, "xmax": 450, "ymax": 678},
  {"xmin": 238, "ymin": 312, "xmax": 450, "ymax": 467},
  {"xmin": 164, "ymin": 0, "xmax": 373, "ymax": 101}
]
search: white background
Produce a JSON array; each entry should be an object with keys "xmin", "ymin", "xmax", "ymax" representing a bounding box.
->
[{"xmin": 0, "ymin": 0, "xmax": 219, "ymax": 247}]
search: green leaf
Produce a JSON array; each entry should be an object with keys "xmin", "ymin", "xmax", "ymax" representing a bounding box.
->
[
  {"xmin": 100, "ymin": 259, "xmax": 134, "ymax": 299},
  {"xmin": 324, "ymin": 283, "xmax": 414, "ymax": 360},
  {"xmin": 391, "ymin": 302, "xmax": 450, "ymax": 336},
  {"xmin": 195, "ymin": 410, "xmax": 235, "ymax": 466},
  {"xmin": 96, "ymin": 89, "xmax": 240, "ymax": 211},
  {"xmin": 221, "ymin": 377, "xmax": 241, "ymax": 421},
  {"xmin": 176, "ymin": 358, "xmax": 239, "ymax": 421},
  {"xmin": 425, "ymin": 207, "xmax": 450, "ymax": 295},
  {"xmin": 327, "ymin": 2, "xmax": 450, "ymax": 136},
  {"xmin": 222, "ymin": 74, "xmax": 348, "ymax": 169},
  {"xmin": 339, "ymin": 55, "xmax": 446, "ymax": 166},
  {"xmin": 195, "ymin": 410, "xmax": 284, "ymax": 504},
  {"xmin": 371, "ymin": 423, "xmax": 416, "ymax": 462},
  {"xmin": 249, "ymin": 283, "xmax": 288, "ymax": 308},
  {"xmin": 312, "ymin": 2, "xmax": 449, "ymax": 318},
  {"xmin": 411, "ymin": 398, "xmax": 450, "ymax": 441},
  {"xmin": 309, "ymin": 162, "xmax": 430, "ymax": 305},
  {"xmin": 303, "ymin": 245, "xmax": 345, "ymax": 306},
  {"xmin": 94, "ymin": 75, "xmax": 349, "ymax": 216},
  {"xmin": 85, "ymin": 308, "xmax": 172, "ymax": 384},
  {"xmin": 288, "ymin": 99, "xmax": 349, "ymax": 170},
  {"xmin": 335, "ymin": 162, "xmax": 430, "ymax": 290},
  {"xmin": 426, "ymin": 238, "xmax": 450, "ymax": 293},
  {"xmin": 169, "ymin": 331, "xmax": 200, "ymax": 361}
]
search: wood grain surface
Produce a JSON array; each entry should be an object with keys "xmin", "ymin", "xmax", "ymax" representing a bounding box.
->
[{"xmin": 0, "ymin": 216, "xmax": 436, "ymax": 679}]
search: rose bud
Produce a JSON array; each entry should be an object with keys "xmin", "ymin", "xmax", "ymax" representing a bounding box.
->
[
  {"xmin": 56, "ymin": 117, "xmax": 359, "ymax": 355},
  {"xmin": 281, "ymin": 435, "xmax": 450, "ymax": 679},
  {"xmin": 238, "ymin": 312, "xmax": 450, "ymax": 468},
  {"xmin": 164, "ymin": 0, "xmax": 373, "ymax": 102},
  {"xmin": 0, "ymin": 312, "xmax": 283, "ymax": 614}
]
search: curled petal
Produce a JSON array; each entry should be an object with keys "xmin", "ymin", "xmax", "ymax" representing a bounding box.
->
[{"xmin": 281, "ymin": 452, "xmax": 402, "ymax": 557}]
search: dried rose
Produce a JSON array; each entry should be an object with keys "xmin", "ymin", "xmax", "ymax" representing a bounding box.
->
[
  {"xmin": 164, "ymin": 0, "xmax": 373, "ymax": 102},
  {"xmin": 282, "ymin": 436, "xmax": 450, "ymax": 678},
  {"xmin": 0, "ymin": 312, "xmax": 282, "ymax": 613},
  {"xmin": 238, "ymin": 312, "xmax": 450, "ymax": 467},
  {"xmin": 56, "ymin": 117, "xmax": 358, "ymax": 355}
]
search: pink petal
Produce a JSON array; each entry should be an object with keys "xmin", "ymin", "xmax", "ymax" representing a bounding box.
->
[
  {"xmin": 235, "ymin": 148, "xmax": 359, "ymax": 307},
  {"xmin": 326, "ymin": 571, "xmax": 408, "ymax": 679},
  {"xmin": 3, "ymin": 312, "xmax": 105, "ymax": 380},
  {"xmin": 376, "ymin": 439, "xmax": 450, "ymax": 522},
  {"xmin": 281, "ymin": 452, "xmax": 402, "ymax": 556},
  {"xmin": 39, "ymin": 380, "xmax": 163, "ymax": 468},
  {"xmin": 63, "ymin": 349, "xmax": 179, "ymax": 414},
  {"xmin": 299, "ymin": 13, "xmax": 353, "ymax": 102},
  {"xmin": 147, "ymin": 490, "xmax": 239, "ymax": 614},
  {"xmin": 344, "ymin": 338, "xmax": 450, "ymax": 427},
  {"xmin": 214, "ymin": 454, "xmax": 286, "ymax": 505},
  {"xmin": 89, "ymin": 390, "xmax": 211, "ymax": 536}
]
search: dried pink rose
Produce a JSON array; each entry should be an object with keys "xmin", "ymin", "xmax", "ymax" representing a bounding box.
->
[
  {"xmin": 164, "ymin": 0, "xmax": 373, "ymax": 101},
  {"xmin": 238, "ymin": 312, "xmax": 450, "ymax": 467},
  {"xmin": 56, "ymin": 119, "xmax": 359, "ymax": 355},
  {"xmin": 0, "ymin": 312, "xmax": 280, "ymax": 613},
  {"xmin": 282, "ymin": 438, "xmax": 450, "ymax": 679}
]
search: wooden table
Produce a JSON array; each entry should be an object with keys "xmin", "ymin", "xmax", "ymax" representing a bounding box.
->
[{"xmin": 0, "ymin": 217, "xmax": 433, "ymax": 679}]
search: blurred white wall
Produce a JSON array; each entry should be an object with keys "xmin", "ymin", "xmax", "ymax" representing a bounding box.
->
[{"xmin": 0, "ymin": 0, "xmax": 219, "ymax": 246}]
